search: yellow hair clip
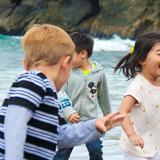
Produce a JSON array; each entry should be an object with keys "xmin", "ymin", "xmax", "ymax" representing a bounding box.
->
[{"xmin": 130, "ymin": 47, "xmax": 134, "ymax": 55}]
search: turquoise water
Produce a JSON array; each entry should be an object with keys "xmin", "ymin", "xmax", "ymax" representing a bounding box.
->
[{"xmin": 0, "ymin": 35, "xmax": 159, "ymax": 159}]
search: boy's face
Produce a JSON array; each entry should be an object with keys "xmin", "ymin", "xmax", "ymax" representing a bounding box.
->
[{"xmin": 72, "ymin": 50, "xmax": 86, "ymax": 68}]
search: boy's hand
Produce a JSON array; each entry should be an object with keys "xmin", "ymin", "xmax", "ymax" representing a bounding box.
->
[
  {"xmin": 95, "ymin": 112, "xmax": 126, "ymax": 133},
  {"xmin": 68, "ymin": 112, "xmax": 80, "ymax": 123},
  {"xmin": 129, "ymin": 134, "xmax": 144, "ymax": 149}
]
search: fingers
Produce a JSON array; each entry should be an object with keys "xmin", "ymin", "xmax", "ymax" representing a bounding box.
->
[
  {"xmin": 95, "ymin": 112, "xmax": 126, "ymax": 133},
  {"xmin": 104, "ymin": 111, "xmax": 120, "ymax": 121},
  {"xmin": 129, "ymin": 134, "xmax": 144, "ymax": 149},
  {"xmin": 135, "ymin": 138, "xmax": 144, "ymax": 149},
  {"xmin": 104, "ymin": 112, "xmax": 126, "ymax": 130},
  {"xmin": 111, "ymin": 113, "xmax": 126, "ymax": 124},
  {"xmin": 70, "ymin": 117, "xmax": 79, "ymax": 123},
  {"xmin": 139, "ymin": 140, "xmax": 144, "ymax": 149},
  {"xmin": 68, "ymin": 113, "xmax": 80, "ymax": 123}
]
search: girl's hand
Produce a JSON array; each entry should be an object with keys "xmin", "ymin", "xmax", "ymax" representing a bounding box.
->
[
  {"xmin": 68, "ymin": 112, "xmax": 80, "ymax": 123},
  {"xmin": 129, "ymin": 134, "xmax": 144, "ymax": 149}
]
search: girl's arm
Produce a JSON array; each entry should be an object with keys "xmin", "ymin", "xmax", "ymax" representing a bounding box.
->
[{"xmin": 119, "ymin": 95, "xmax": 144, "ymax": 148}]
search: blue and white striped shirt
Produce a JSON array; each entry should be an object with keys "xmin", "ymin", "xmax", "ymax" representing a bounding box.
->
[{"xmin": 0, "ymin": 70, "xmax": 59, "ymax": 160}]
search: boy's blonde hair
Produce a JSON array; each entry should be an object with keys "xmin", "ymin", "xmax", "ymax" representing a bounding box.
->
[{"xmin": 22, "ymin": 24, "xmax": 75, "ymax": 68}]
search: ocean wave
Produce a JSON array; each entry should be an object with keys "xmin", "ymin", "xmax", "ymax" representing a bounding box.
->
[
  {"xmin": 0, "ymin": 34, "xmax": 135, "ymax": 52},
  {"xmin": 93, "ymin": 34, "xmax": 135, "ymax": 52}
]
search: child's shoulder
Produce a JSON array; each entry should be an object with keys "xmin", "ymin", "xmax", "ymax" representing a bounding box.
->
[
  {"xmin": 15, "ymin": 70, "xmax": 49, "ymax": 90},
  {"xmin": 128, "ymin": 74, "xmax": 144, "ymax": 91},
  {"xmin": 17, "ymin": 70, "xmax": 45, "ymax": 81},
  {"xmin": 131, "ymin": 74, "xmax": 144, "ymax": 84}
]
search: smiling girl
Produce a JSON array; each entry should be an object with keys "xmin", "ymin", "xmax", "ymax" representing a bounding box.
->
[{"xmin": 114, "ymin": 31, "xmax": 160, "ymax": 160}]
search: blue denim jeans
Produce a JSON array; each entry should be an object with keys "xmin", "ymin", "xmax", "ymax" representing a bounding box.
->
[{"xmin": 53, "ymin": 139, "xmax": 103, "ymax": 160}]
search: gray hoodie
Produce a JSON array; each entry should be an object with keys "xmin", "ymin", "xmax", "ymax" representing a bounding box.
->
[{"xmin": 63, "ymin": 61, "xmax": 111, "ymax": 121}]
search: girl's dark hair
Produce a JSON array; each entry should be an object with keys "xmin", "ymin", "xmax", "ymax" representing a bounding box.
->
[
  {"xmin": 70, "ymin": 32, "xmax": 94, "ymax": 57},
  {"xmin": 114, "ymin": 31, "xmax": 160, "ymax": 79}
]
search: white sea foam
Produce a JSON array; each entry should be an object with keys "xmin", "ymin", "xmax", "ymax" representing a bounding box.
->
[
  {"xmin": 93, "ymin": 34, "xmax": 135, "ymax": 52},
  {"xmin": 1, "ymin": 34, "xmax": 135, "ymax": 52},
  {"xmin": 11, "ymin": 36, "xmax": 22, "ymax": 39}
]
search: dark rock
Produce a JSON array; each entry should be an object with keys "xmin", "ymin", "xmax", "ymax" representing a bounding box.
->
[{"xmin": 0, "ymin": 0, "xmax": 160, "ymax": 38}]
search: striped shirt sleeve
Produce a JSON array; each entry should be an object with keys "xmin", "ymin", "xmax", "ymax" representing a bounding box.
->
[
  {"xmin": 5, "ymin": 105, "xmax": 33, "ymax": 160},
  {"xmin": 7, "ymin": 74, "xmax": 45, "ymax": 112}
]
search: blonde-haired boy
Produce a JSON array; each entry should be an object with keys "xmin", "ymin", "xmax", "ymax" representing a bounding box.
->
[
  {"xmin": 22, "ymin": 24, "xmax": 75, "ymax": 90},
  {"xmin": 23, "ymin": 24, "xmax": 74, "ymax": 69},
  {"xmin": 0, "ymin": 24, "xmax": 125, "ymax": 160}
]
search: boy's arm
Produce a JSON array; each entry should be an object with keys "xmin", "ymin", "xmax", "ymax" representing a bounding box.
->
[
  {"xmin": 58, "ymin": 119, "xmax": 102, "ymax": 149},
  {"xmin": 98, "ymin": 71, "xmax": 111, "ymax": 115},
  {"xmin": 58, "ymin": 112, "xmax": 126, "ymax": 149},
  {"xmin": 4, "ymin": 105, "xmax": 33, "ymax": 160}
]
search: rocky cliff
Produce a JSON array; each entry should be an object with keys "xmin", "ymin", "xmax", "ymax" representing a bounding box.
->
[{"xmin": 0, "ymin": 0, "xmax": 160, "ymax": 39}]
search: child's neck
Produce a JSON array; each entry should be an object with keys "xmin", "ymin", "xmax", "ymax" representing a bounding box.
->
[
  {"xmin": 31, "ymin": 64, "xmax": 58, "ymax": 84},
  {"xmin": 79, "ymin": 59, "xmax": 92, "ymax": 71}
]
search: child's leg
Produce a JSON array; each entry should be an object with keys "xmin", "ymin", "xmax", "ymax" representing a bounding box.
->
[
  {"xmin": 124, "ymin": 152, "xmax": 155, "ymax": 160},
  {"xmin": 53, "ymin": 147, "xmax": 73, "ymax": 160},
  {"xmin": 86, "ymin": 138, "xmax": 103, "ymax": 160}
]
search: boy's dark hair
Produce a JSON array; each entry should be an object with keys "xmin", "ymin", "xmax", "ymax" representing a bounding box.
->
[
  {"xmin": 114, "ymin": 31, "xmax": 160, "ymax": 79},
  {"xmin": 70, "ymin": 32, "xmax": 94, "ymax": 57}
]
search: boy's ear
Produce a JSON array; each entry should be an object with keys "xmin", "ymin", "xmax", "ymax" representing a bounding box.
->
[
  {"xmin": 23, "ymin": 59, "xmax": 30, "ymax": 71},
  {"xmin": 81, "ymin": 50, "xmax": 87, "ymax": 58},
  {"xmin": 61, "ymin": 55, "xmax": 72, "ymax": 68}
]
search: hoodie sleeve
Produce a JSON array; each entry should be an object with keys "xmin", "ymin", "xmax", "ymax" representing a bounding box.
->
[
  {"xmin": 62, "ymin": 82, "xmax": 68, "ymax": 94},
  {"xmin": 97, "ymin": 70, "xmax": 111, "ymax": 115},
  {"xmin": 58, "ymin": 90, "xmax": 77, "ymax": 121}
]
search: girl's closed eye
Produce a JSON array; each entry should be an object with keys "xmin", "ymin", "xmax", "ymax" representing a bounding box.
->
[
  {"xmin": 155, "ymin": 49, "xmax": 160, "ymax": 54},
  {"xmin": 156, "ymin": 53, "xmax": 160, "ymax": 56}
]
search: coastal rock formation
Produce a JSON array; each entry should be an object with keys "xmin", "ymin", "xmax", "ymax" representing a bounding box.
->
[{"xmin": 0, "ymin": 0, "xmax": 159, "ymax": 38}]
